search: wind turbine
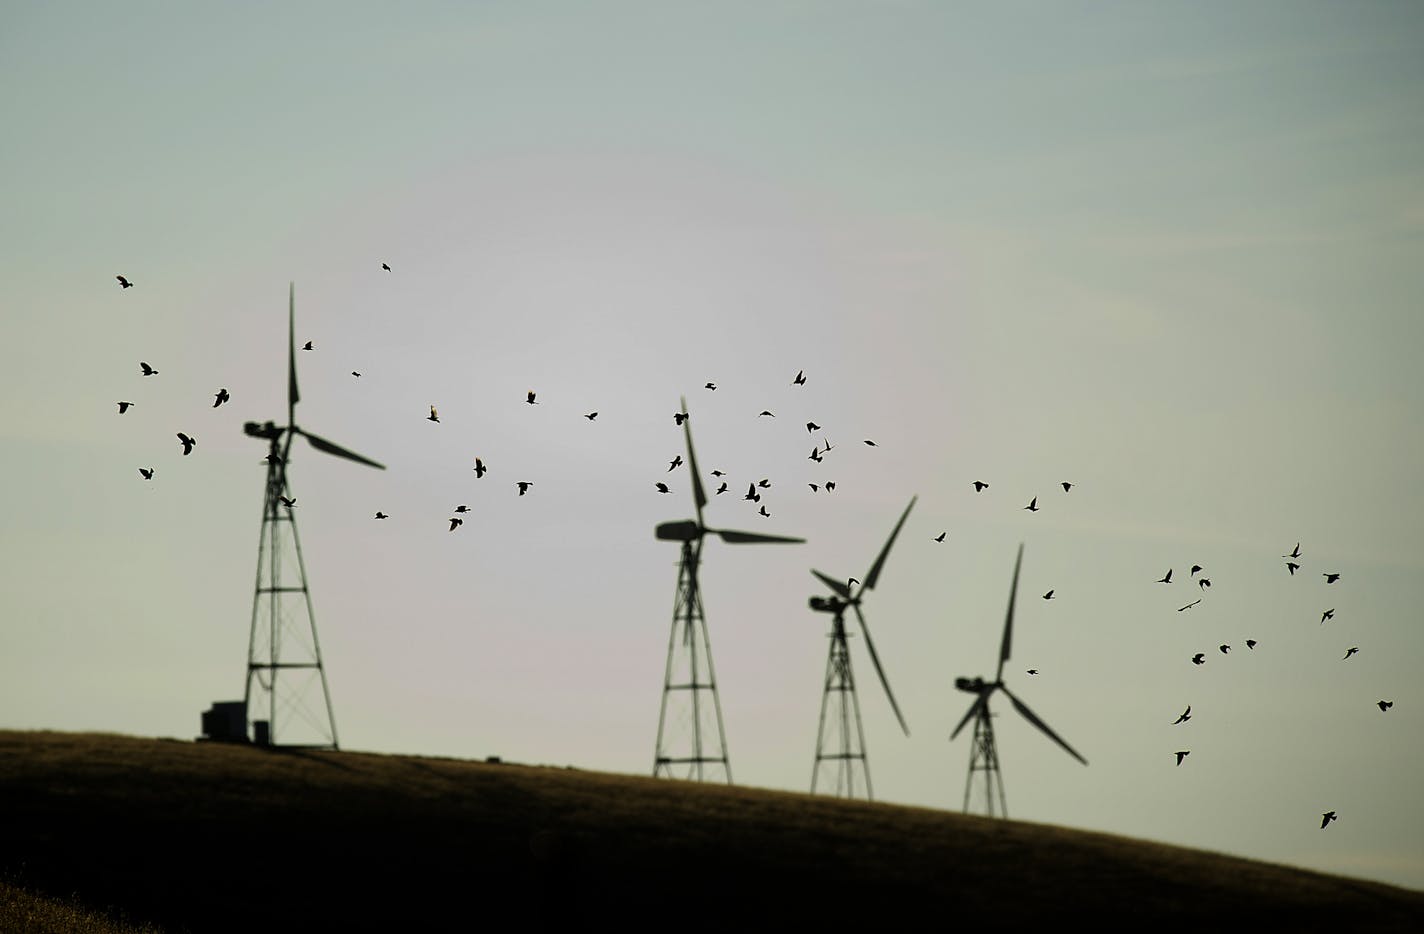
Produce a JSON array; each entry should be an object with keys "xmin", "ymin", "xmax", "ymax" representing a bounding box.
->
[
  {"xmin": 806, "ymin": 496, "xmax": 915, "ymax": 800},
  {"xmin": 949, "ymin": 543, "xmax": 1087, "ymax": 817},
  {"xmin": 653, "ymin": 397, "xmax": 804, "ymax": 782},
  {"xmin": 240, "ymin": 284, "xmax": 385, "ymax": 749}
]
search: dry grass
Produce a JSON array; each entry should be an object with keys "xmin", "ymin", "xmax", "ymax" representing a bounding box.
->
[{"xmin": 2, "ymin": 730, "xmax": 1420, "ymax": 932}]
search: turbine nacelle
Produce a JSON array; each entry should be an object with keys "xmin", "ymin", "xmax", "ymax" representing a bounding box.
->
[
  {"xmin": 808, "ymin": 595, "xmax": 845, "ymax": 614},
  {"xmin": 244, "ymin": 421, "xmax": 281, "ymax": 440},
  {"xmin": 656, "ymin": 520, "xmax": 702, "ymax": 542},
  {"xmin": 955, "ymin": 676, "xmax": 992, "ymax": 694}
]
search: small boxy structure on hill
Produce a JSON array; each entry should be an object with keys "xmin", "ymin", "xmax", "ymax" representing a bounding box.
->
[{"xmin": 200, "ymin": 701, "xmax": 250, "ymax": 744}]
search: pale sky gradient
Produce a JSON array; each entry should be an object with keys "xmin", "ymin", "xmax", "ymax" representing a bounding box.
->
[{"xmin": 3, "ymin": 1, "xmax": 1423, "ymax": 890}]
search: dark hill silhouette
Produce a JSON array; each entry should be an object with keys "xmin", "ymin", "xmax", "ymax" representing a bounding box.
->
[{"xmin": 1, "ymin": 731, "xmax": 1420, "ymax": 932}]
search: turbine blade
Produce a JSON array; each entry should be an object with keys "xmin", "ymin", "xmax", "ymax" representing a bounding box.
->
[
  {"xmin": 287, "ymin": 283, "xmax": 299, "ymax": 426},
  {"xmin": 862, "ymin": 495, "xmax": 916, "ymax": 591},
  {"xmin": 950, "ymin": 694, "xmax": 987, "ymax": 741},
  {"xmin": 298, "ymin": 429, "xmax": 386, "ymax": 470},
  {"xmin": 1001, "ymin": 684, "xmax": 1087, "ymax": 765},
  {"xmin": 680, "ymin": 396, "xmax": 706, "ymax": 528},
  {"xmin": 996, "ymin": 543, "xmax": 1024, "ymax": 683},
  {"xmin": 852, "ymin": 603, "xmax": 909, "ymax": 736},
  {"xmin": 812, "ymin": 569, "xmax": 850, "ymax": 598},
  {"xmin": 713, "ymin": 528, "xmax": 805, "ymax": 544}
]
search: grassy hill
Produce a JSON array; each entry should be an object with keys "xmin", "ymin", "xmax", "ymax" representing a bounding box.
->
[{"xmin": 2, "ymin": 731, "xmax": 1420, "ymax": 932}]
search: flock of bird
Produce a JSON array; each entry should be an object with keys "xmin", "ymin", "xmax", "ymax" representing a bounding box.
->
[{"xmin": 107, "ymin": 270, "xmax": 1393, "ymax": 835}]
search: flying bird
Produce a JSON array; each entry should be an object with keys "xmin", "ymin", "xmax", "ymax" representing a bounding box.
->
[
  {"xmin": 516, "ymin": 482, "xmax": 533, "ymax": 496},
  {"xmin": 1284, "ymin": 542, "xmax": 1301, "ymax": 558},
  {"xmin": 265, "ymin": 453, "xmax": 283, "ymax": 465},
  {"xmin": 1158, "ymin": 569, "xmax": 1173, "ymax": 584},
  {"xmin": 655, "ymin": 483, "xmax": 671, "ymax": 494},
  {"xmin": 454, "ymin": 505, "xmax": 470, "ymax": 513},
  {"xmin": 1321, "ymin": 811, "xmax": 1337, "ymax": 829},
  {"xmin": 1378, "ymin": 700, "xmax": 1393, "ymax": 712},
  {"xmin": 374, "ymin": 512, "xmax": 388, "ymax": 519},
  {"xmin": 1198, "ymin": 578, "xmax": 1211, "ymax": 590},
  {"xmin": 1174, "ymin": 751, "xmax": 1190, "ymax": 766},
  {"xmin": 1061, "ymin": 482, "xmax": 1073, "ymax": 492},
  {"xmin": 863, "ymin": 440, "xmax": 877, "ymax": 447},
  {"xmin": 715, "ymin": 482, "xmax": 728, "ymax": 495},
  {"xmin": 759, "ymin": 410, "xmax": 775, "ymax": 418},
  {"xmin": 1219, "ymin": 644, "xmax": 1230, "ymax": 654},
  {"xmin": 585, "ymin": 412, "xmax": 598, "ymax": 421},
  {"xmin": 428, "ymin": 406, "xmax": 439, "ymax": 423},
  {"xmin": 1178, "ymin": 599, "xmax": 1202, "ymax": 612},
  {"xmin": 1343, "ymin": 646, "xmax": 1359, "ymax": 660},
  {"xmin": 744, "ymin": 483, "xmax": 760, "ymax": 502},
  {"xmin": 792, "ymin": 370, "xmax": 806, "ymax": 385},
  {"xmin": 140, "ymin": 362, "xmax": 158, "ymax": 376},
  {"xmin": 116, "ymin": 402, "xmax": 134, "ymax": 413},
  {"xmin": 279, "ymin": 496, "xmax": 296, "ymax": 509},
  {"xmin": 973, "ymin": 481, "xmax": 988, "ymax": 492},
  {"xmin": 116, "ymin": 275, "xmax": 133, "ymax": 289},
  {"xmin": 806, "ymin": 422, "xmax": 821, "ymax": 433},
  {"xmin": 710, "ymin": 470, "xmax": 726, "ymax": 477},
  {"xmin": 758, "ymin": 505, "xmax": 770, "ymax": 518},
  {"xmin": 934, "ymin": 532, "xmax": 946, "ymax": 542},
  {"xmin": 673, "ymin": 412, "xmax": 688, "ymax": 425},
  {"xmin": 352, "ymin": 371, "xmax": 361, "ymax": 378},
  {"xmin": 138, "ymin": 467, "xmax": 154, "ymax": 480},
  {"xmin": 808, "ymin": 484, "xmax": 819, "ymax": 492},
  {"xmin": 1321, "ymin": 609, "xmax": 1334, "ymax": 624},
  {"xmin": 1324, "ymin": 572, "xmax": 1341, "ymax": 584},
  {"xmin": 303, "ymin": 341, "xmax": 313, "ymax": 351},
  {"xmin": 1042, "ymin": 590, "xmax": 1055, "ymax": 600},
  {"xmin": 1024, "ymin": 497, "xmax": 1038, "ymax": 512},
  {"xmin": 1190, "ymin": 565, "xmax": 1202, "ymax": 576},
  {"xmin": 847, "ymin": 577, "xmax": 859, "ymax": 590},
  {"xmin": 473, "ymin": 457, "xmax": 486, "ymax": 478},
  {"xmin": 176, "ymin": 432, "xmax": 195, "ymax": 456},
  {"xmin": 1173, "ymin": 706, "xmax": 1191, "ymax": 725},
  {"xmin": 527, "ymin": 391, "xmax": 538, "ymax": 405},
  {"xmin": 1287, "ymin": 562, "xmax": 1301, "ymax": 576},
  {"xmin": 705, "ymin": 382, "xmax": 716, "ymax": 390},
  {"xmin": 449, "ymin": 517, "xmax": 462, "ymax": 532},
  {"xmin": 1026, "ymin": 669, "xmax": 1039, "ymax": 675},
  {"xmin": 757, "ymin": 478, "xmax": 771, "ymax": 489},
  {"xmin": 1246, "ymin": 639, "xmax": 1257, "ymax": 649},
  {"xmin": 824, "ymin": 481, "xmax": 836, "ymax": 492},
  {"xmin": 213, "ymin": 388, "xmax": 230, "ymax": 408},
  {"xmin": 1191, "ymin": 653, "xmax": 1205, "ymax": 665},
  {"xmin": 381, "ymin": 262, "xmax": 390, "ymax": 271},
  {"xmin": 809, "ymin": 447, "xmax": 823, "ymax": 463},
  {"xmin": 668, "ymin": 455, "xmax": 682, "ymax": 471}
]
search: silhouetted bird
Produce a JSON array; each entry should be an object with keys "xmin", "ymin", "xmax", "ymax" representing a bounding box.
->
[
  {"xmin": 279, "ymin": 496, "xmax": 296, "ymax": 508},
  {"xmin": 759, "ymin": 410, "xmax": 775, "ymax": 417},
  {"xmin": 213, "ymin": 388, "xmax": 229, "ymax": 408},
  {"xmin": 668, "ymin": 456, "xmax": 682, "ymax": 472},
  {"xmin": 428, "ymin": 406, "xmax": 439, "ymax": 423},
  {"xmin": 265, "ymin": 453, "xmax": 283, "ymax": 465},
  {"xmin": 821, "ymin": 438, "xmax": 835, "ymax": 452},
  {"xmin": 140, "ymin": 362, "xmax": 158, "ymax": 376},
  {"xmin": 711, "ymin": 470, "xmax": 726, "ymax": 477},
  {"xmin": 1179, "ymin": 599, "xmax": 1202, "ymax": 612},
  {"xmin": 654, "ymin": 482, "xmax": 672, "ymax": 494},
  {"xmin": 116, "ymin": 275, "xmax": 133, "ymax": 289},
  {"xmin": 1158, "ymin": 569, "xmax": 1173, "ymax": 583},
  {"xmin": 1026, "ymin": 669, "xmax": 1039, "ymax": 675},
  {"xmin": 1173, "ymin": 706, "xmax": 1191, "ymax": 725},
  {"xmin": 1287, "ymin": 562, "xmax": 1301, "ymax": 576},
  {"xmin": 863, "ymin": 440, "xmax": 877, "ymax": 447},
  {"xmin": 1024, "ymin": 497, "xmax": 1038, "ymax": 512},
  {"xmin": 1190, "ymin": 565, "xmax": 1202, "ymax": 576},
  {"xmin": 381, "ymin": 262, "xmax": 391, "ymax": 271},
  {"xmin": 809, "ymin": 484, "xmax": 819, "ymax": 492},
  {"xmin": 809, "ymin": 447, "xmax": 823, "ymax": 463},
  {"xmin": 303, "ymin": 341, "xmax": 313, "ymax": 351},
  {"xmin": 1321, "ymin": 609, "xmax": 1334, "ymax": 624},
  {"xmin": 527, "ymin": 391, "xmax": 538, "ymax": 405},
  {"xmin": 1378, "ymin": 700, "xmax": 1393, "ymax": 712},
  {"xmin": 1343, "ymin": 646, "xmax": 1359, "ymax": 660},
  {"xmin": 473, "ymin": 457, "xmax": 486, "ymax": 478},
  {"xmin": 374, "ymin": 512, "xmax": 388, "ymax": 519},
  {"xmin": 449, "ymin": 517, "xmax": 462, "ymax": 531},
  {"xmin": 176, "ymin": 432, "xmax": 195, "ymax": 455},
  {"xmin": 1219, "ymin": 644, "xmax": 1230, "ymax": 654},
  {"xmin": 1284, "ymin": 542, "xmax": 1301, "ymax": 558},
  {"xmin": 847, "ymin": 578, "xmax": 859, "ymax": 590},
  {"xmin": 793, "ymin": 370, "xmax": 806, "ymax": 386},
  {"xmin": 138, "ymin": 467, "xmax": 154, "ymax": 480},
  {"xmin": 744, "ymin": 483, "xmax": 760, "ymax": 503},
  {"xmin": 1175, "ymin": 751, "xmax": 1190, "ymax": 766},
  {"xmin": 806, "ymin": 422, "xmax": 821, "ymax": 432},
  {"xmin": 674, "ymin": 412, "xmax": 688, "ymax": 425},
  {"xmin": 1246, "ymin": 639, "xmax": 1257, "ymax": 649},
  {"xmin": 705, "ymin": 382, "xmax": 716, "ymax": 390},
  {"xmin": 715, "ymin": 482, "xmax": 728, "ymax": 495},
  {"xmin": 1324, "ymin": 572, "xmax": 1341, "ymax": 584},
  {"xmin": 1042, "ymin": 590, "xmax": 1055, "ymax": 600},
  {"xmin": 117, "ymin": 401, "xmax": 134, "ymax": 413},
  {"xmin": 825, "ymin": 481, "xmax": 836, "ymax": 492},
  {"xmin": 516, "ymin": 482, "xmax": 532, "ymax": 496},
  {"xmin": 1191, "ymin": 653, "xmax": 1205, "ymax": 665},
  {"xmin": 454, "ymin": 505, "xmax": 470, "ymax": 513},
  {"xmin": 934, "ymin": 532, "xmax": 946, "ymax": 542},
  {"xmin": 585, "ymin": 412, "xmax": 597, "ymax": 421},
  {"xmin": 758, "ymin": 505, "xmax": 770, "ymax": 517},
  {"xmin": 758, "ymin": 478, "xmax": 771, "ymax": 489},
  {"xmin": 973, "ymin": 481, "xmax": 988, "ymax": 492},
  {"xmin": 1061, "ymin": 482, "xmax": 1073, "ymax": 492},
  {"xmin": 1321, "ymin": 811, "xmax": 1336, "ymax": 829},
  {"xmin": 352, "ymin": 371, "xmax": 361, "ymax": 378},
  {"xmin": 1199, "ymin": 578, "xmax": 1211, "ymax": 590}
]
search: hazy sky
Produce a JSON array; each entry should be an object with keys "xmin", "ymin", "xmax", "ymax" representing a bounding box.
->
[{"xmin": 3, "ymin": 1, "xmax": 1422, "ymax": 890}]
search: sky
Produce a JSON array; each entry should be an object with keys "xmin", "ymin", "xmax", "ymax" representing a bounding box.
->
[{"xmin": 3, "ymin": 0, "xmax": 1423, "ymax": 891}]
